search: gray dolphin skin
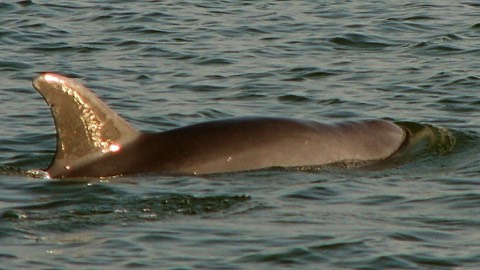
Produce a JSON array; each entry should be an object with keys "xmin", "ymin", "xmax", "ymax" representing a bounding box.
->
[{"xmin": 32, "ymin": 73, "xmax": 408, "ymax": 179}]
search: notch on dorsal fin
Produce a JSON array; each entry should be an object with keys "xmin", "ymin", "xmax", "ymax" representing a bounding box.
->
[{"xmin": 32, "ymin": 73, "xmax": 141, "ymax": 178}]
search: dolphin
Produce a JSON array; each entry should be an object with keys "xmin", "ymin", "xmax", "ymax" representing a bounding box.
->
[{"xmin": 32, "ymin": 73, "xmax": 409, "ymax": 179}]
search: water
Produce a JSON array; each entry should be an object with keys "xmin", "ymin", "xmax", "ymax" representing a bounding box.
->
[{"xmin": 1, "ymin": 1, "xmax": 480, "ymax": 269}]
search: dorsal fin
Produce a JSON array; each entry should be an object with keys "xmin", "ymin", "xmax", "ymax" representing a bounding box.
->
[{"xmin": 32, "ymin": 73, "xmax": 141, "ymax": 178}]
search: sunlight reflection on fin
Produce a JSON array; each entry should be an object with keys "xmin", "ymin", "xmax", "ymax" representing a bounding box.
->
[{"xmin": 44, "ymin": 73, "xmax": 64, "ymax": 84}]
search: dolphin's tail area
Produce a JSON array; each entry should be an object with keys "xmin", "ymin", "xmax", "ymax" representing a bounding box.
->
[{"xmin": 32, "ymin": 73, "xmax": 141, "ymax": 179}]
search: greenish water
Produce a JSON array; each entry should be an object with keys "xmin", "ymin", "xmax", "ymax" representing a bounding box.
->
[{"xmin": 1, "ymin": 1, "xmax": 480, "ymax": 269}]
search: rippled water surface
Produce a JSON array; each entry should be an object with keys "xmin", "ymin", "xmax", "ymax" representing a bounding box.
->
[{"xmin": 1, "ymin": 1, "xmax": 480, "ymax": 269}]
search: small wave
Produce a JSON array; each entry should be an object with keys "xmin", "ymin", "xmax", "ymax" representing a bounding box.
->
[
  {"xmin": 238, "ymin": 246, "xmax": 327, "ymax": 265},
  {"xmin": 328, "ymin": 33, "xmax": 395, "ymax": 50},
  {"xmin": 0, "ymin": 60, "xmax": 32, "ymax": 72},
  {"xmin": 0, "ymin": 166, "xmax": 24, "ymax": 176},
  {"xmin": 0, "ymin": 166, "xmax": 33, "ymax": 177},
  {"xmin": 277, "ymin": 94, "xmax": 312, "ymax": 104},
  {"xmin": 191, "ymin": 56, "xmax": 235, "ymax": 66},
  {"xmin": 281, "ymin": 67, "xmax": 340, "ymax": 81},
  {"xmin": 28, "ymin": 42, "xmax": 104, "ymax": 53},
  {"xmin": 282, "ymin": 185, "xmax": 338, "ymax": 201}
]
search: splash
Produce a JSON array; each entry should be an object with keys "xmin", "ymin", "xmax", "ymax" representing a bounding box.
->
[{"xmin": 397, "ymin": 122, "xmax": 456, "ymax": 156}]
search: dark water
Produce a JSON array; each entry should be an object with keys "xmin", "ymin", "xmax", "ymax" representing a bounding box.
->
[{"xmin": 1, "ymin": 1, "xmax": 480, "ymax": 269}]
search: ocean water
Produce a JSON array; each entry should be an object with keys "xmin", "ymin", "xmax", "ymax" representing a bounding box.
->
[{"xmin": 1, "ymin": 1, "xmax": 480, "ymax": 269}]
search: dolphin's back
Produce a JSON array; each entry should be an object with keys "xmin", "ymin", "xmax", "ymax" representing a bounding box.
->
[
  {"xmin": 32, "ymin": 73, "xmax": 406, "ymax": 178},
  {"xmin": 153, "ymin": 117, "xmax": 406, "ymax": 174}
]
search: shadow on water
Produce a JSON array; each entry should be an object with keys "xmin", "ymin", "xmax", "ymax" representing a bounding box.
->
[{"xmin": 0, "ymin": 179, "xmax": 250, "ymax": 233}]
